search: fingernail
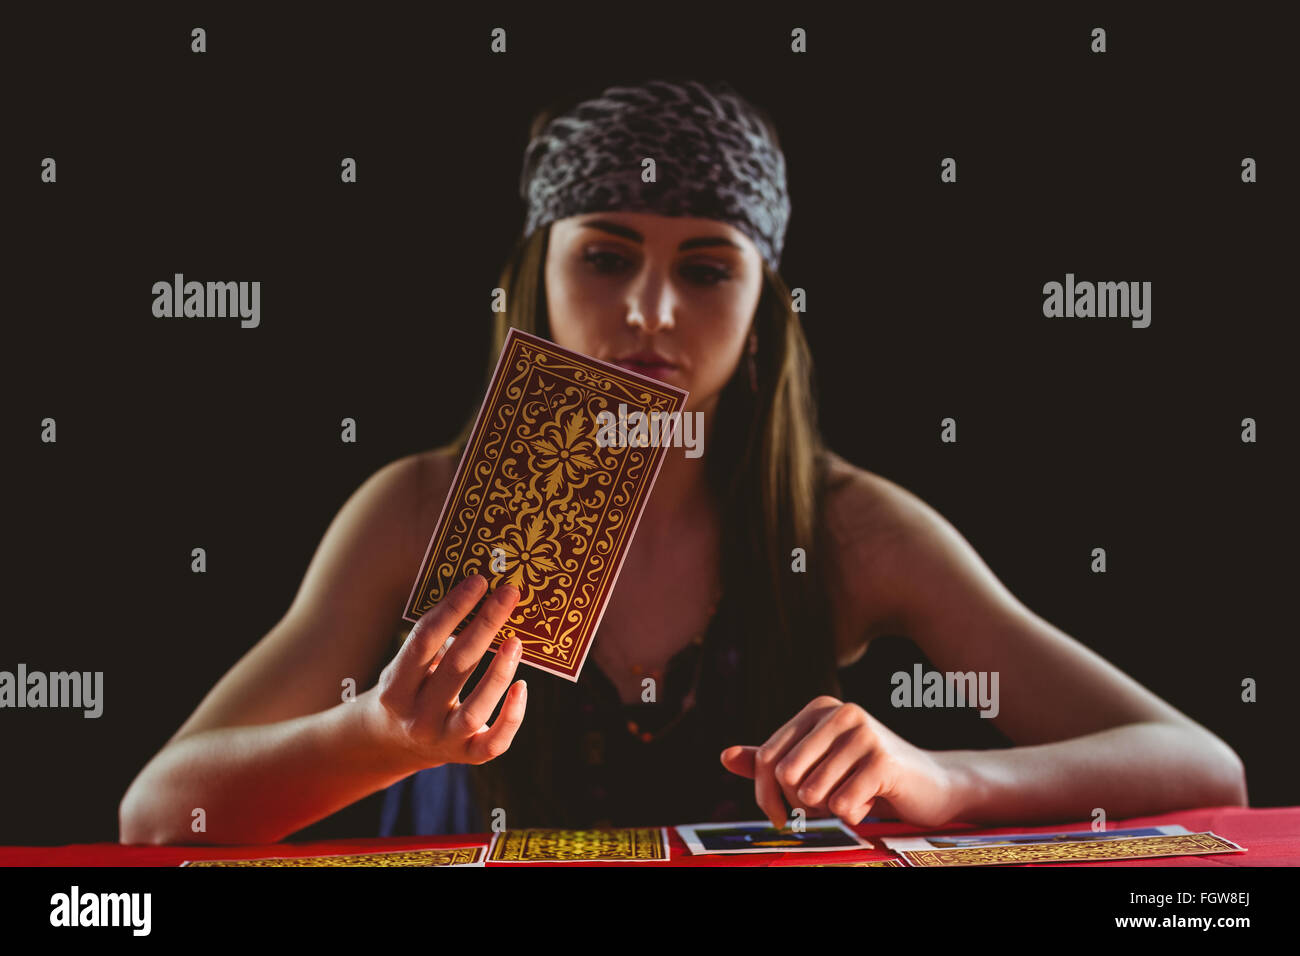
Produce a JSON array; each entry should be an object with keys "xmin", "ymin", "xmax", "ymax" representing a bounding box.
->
[
  {"xmin": 517, "ymin": 680, "xmax": 527, "ymax": 697},
  {"xmin": 497, "ymin": 584, "xmax": 520, "ymax": 602},
  {"xmin": 508, "ymin": 637, "xmax": 521, "ymax": 660}
]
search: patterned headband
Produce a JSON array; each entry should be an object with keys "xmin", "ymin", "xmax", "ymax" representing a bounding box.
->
[{"xmin": 519, "ymin": 79, "xmax": 791, "ymax": 272}]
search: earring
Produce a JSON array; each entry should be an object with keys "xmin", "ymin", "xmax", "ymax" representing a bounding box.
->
[{"xmin": 746, "ymin": 331, "xmax": 759, "ymax": 393}]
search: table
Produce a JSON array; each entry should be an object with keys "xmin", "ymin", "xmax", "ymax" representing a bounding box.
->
[{"xmin": 3, "ymin": 806, "xmax": 1295, "ymax": 866}]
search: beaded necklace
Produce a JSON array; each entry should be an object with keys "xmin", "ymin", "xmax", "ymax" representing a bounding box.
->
[{"xmin": 613, "ymin": 587, "xmax": 722, "ymax": 744}]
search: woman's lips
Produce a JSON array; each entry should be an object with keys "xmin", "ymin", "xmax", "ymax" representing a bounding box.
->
[{"xmin": 611, "ymin": 359, "xmax": 679, "ymax": 381}]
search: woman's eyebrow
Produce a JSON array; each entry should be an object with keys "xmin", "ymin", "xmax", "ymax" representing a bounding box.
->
[{"xmin": 579, "ymin": 219, "xmax": 741, "ymax": 252}]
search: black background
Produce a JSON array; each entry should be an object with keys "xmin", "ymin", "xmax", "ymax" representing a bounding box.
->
[{"xmin": 4, "ymin": 3, "xmax": 1294, "ymax": 845}]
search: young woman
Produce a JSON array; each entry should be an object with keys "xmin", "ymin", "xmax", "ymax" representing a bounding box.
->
[{"xmin": 119, "ymin": 79, "xmax": 1246, "ymax": 845}]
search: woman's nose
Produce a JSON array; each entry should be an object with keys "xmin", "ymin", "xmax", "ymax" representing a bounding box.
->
[{"xmin": 625, "ymin": 276, "xmax": 676, "ymax": 332}]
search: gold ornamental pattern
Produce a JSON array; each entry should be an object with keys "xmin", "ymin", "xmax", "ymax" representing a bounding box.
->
[
  {"xmin": 487, "ymin": 827, "xmax": 670, "ymax": 862},
  {"xmin": 404, "ymin": 329, "xmax": 687, "ymax": 681},
  {"xmin": 783, "ymin": 859, "xmax": 906, "ymax": 867},
  {"xmin": 901, "ymin": 832, "xmax": 1245, "ymax": 867},
  {"xmin": 183, "ymin": 846, "xmax": 485, "ymax": 867}
]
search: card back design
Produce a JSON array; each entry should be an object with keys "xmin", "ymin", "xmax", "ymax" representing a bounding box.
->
[
  {"xmin": 182, "ymin": 846, "xmax": 485, "ymax": 867},
  {"xmin": 778, "ymin": 859, "xmax": 906, "ymax": 867},
  {"xmin": 403, "ymin": 329, "xmax": 688, "ymax": 681},
  {"xmin": 900, "ymin": 832, "xmax": 1245, "ymax": 867},
  {"xmin": 487, "ymin": 827, "xmax": 670, "ymax": 863}
]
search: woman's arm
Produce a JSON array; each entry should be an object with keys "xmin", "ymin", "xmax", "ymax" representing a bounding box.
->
[
  {"xmin": 940, "ymin": 721, "xmax": 1245, "ymax": 826},
  {"xmin": 119, "ymin": 689, "xmax": 422, "ymax": 845},
  {"xmin": 842, "ymin": 465, "xmax": 1247, "ymax": 821},
  {"xmin": 119, "ymin": 451, "xmax": 521, "ymax": 845},
  {"xmin": 121, "ymin": 572, "xmax": 527, "ymax": 846},
  {"xmin": 725, "ymin": 462, "xmax": 1246, "ymax": 829},
  {"xmin": 119, "ymin": 455, "xmax": 428, "ymax": 844}
]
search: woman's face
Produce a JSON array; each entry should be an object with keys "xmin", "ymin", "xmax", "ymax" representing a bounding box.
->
[{"xmin": 544, "ymin": 211, "xmax": 764, "ymax": 414}]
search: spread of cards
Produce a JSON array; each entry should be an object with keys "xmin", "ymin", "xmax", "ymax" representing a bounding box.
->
[
  {"xmin": 179, "ymin": 821, "xmax": 1245, "ymax": 866},
  {"xmin": 402, "ymin": 328, "xmax": 688, "ymax": 682}
]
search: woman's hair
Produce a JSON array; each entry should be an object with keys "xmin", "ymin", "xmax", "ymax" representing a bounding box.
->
[{"xmin": 436, "ymin": 91, "xmax": 844, "ymax": 827}]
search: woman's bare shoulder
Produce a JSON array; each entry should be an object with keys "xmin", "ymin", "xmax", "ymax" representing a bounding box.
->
[
  {"xmin": 334, "ymin": 449, "xmax": 456, "ymax": 585},
  {"xmin": 819, "ymin": 451, "xmax": 937, "ymax": 659},
  {"xmin": 411, "ymin": 448, "xmax": 460, "ymax": 528},
  {"xmin": 821, "ymin": 451, "xmax": 928, "ymax": 550},
  {"xmin": 372, "ymin": 449, "xmax": 460, "ymax": 650}
]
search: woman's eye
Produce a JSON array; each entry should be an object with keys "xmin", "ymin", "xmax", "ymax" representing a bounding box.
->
[
  {"xmin": 682, "ymin": 264, "xmax": 731, "ymax": 286},
  {"xmin": 583, "ymin": 250, "xmax": 630, "ymax": 274}
]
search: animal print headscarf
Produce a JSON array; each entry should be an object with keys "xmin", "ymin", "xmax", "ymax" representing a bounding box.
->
[{"xmin": 520, "ymin": 79, "xmax": 791, "ymax": 272}]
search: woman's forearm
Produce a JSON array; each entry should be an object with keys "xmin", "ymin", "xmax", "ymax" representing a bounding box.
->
[
  {"xmin": 118, "ymin": 689, "xmax": 424, "ymax": 845},
  {"xmin": 937, "ymin": 721, "xmax": 1248, "ymax": 826}
]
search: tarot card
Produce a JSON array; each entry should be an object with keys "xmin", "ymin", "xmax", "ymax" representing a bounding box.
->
[
  {"xmin": 486, "ymin": 827, "xmax": 671, "ymax": 863},
  {"xmin": 881, "ymin": 824, "xmax": 1191, "ymax": 854},
  {"xmin": 774, "ymin": 859, "xmax": 906, "ymax": 867},
  {"xmin": 181, "ymin": 845, "xmax": 486, "ymax": 867},
  {"xmin": 898, "ymin": 831, "xmax": 1245, "ymax": 867},
  {"xmin": 675, "ymin": 819, "xmax": 873, "ymax": 855},
  {"xmin": 403, "ymin": 328, "xmax": 689, "ymax": 681}
]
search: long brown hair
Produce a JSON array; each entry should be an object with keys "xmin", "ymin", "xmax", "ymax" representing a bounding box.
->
[{"xmin": 438, "ymin": 93, "xmax": 843, "ymax": 827}]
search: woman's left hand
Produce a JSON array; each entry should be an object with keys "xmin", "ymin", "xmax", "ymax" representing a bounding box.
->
[{"xmin": 721, "ymin": 695, "xmax": 963, "ymax": 830}]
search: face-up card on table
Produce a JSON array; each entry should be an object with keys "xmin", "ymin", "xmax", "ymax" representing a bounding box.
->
[
  {"xmin": 675, "ymin": 819, "xmax": 873, "ymax": 855},
  {"xmin": 181, "ymin": 845, "xmax": 486, "ymax": 867},
  {"xmin": 403, "ymin": 328, "xmax": 689, "ymax": 682}
]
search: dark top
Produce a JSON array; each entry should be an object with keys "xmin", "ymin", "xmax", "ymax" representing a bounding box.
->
[
  {"xmin": 374, "ymin": 608, "xmax": 1017, "ymax": 837},
  {"xmin": 378, "ymin": 608, "xmax": 756, "ymax": 835}
]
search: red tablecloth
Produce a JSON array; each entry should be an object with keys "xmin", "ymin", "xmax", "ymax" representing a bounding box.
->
[{"xmin": 3, "ymin": 806, "xmax": 1296, "ymax": 866}]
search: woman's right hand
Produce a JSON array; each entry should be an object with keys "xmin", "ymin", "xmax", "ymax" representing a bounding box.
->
[{"xmin": 366, "ymin": 574, "xmax": 527, "ymax": 770}]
